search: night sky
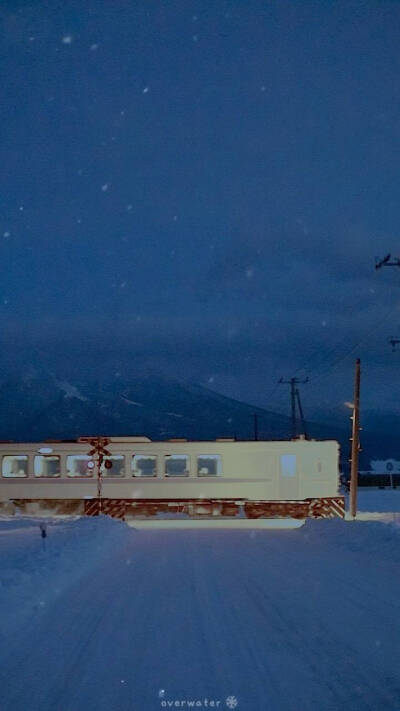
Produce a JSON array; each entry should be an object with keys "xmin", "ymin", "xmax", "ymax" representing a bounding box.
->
[{"xmin": 1, "ymin": 1, "xmax": 400, "ymax": 423}]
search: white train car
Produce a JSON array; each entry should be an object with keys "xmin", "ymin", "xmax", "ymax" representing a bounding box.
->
[{"xmin": 0, "ymin": 435, "xmax": 344, "ymax": 525}]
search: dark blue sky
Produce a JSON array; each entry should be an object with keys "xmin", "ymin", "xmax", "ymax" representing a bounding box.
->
[{"xmin": 1, "ymin": 0, "xmax": 400, "ymax": 420}]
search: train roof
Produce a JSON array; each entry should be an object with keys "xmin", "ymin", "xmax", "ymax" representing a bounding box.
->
[{"xmin": 0, "ymin": 436, "xmax": 339, "ymax": 446}]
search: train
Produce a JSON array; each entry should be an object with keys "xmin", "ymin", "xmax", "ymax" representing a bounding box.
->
[{"xmin": 0, "ymin": 435, "xmax": 345, "ymax": 527}]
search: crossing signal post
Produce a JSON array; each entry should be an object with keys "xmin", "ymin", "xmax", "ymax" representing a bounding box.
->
[{"xmin": 86, "ymin": 436, "xmax": 111, "ymax": 513}]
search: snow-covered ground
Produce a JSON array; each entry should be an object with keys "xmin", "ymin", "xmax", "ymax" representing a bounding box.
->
[
  {"xmin": 347, "ymin": 486, "xmax": 400, "ymax": 513},
  {"xmin": 1, "ymin": 490, "xmax": 400, "ymax": 711}
]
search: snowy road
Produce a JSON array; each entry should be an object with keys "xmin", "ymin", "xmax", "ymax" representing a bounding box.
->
[{"xmin": 1, "ymin": 513, "xmax": 400, "ymax": 711}]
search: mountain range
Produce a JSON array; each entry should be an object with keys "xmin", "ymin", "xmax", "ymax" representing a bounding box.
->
[{"xmin": 0, "ymin": 369, "xmax": 398, "ymax": 471}]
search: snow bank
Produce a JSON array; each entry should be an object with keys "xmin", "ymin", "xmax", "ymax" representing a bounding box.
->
[
  {"xmin": 302, "ymin": 517, "xmax": 400, "ymax": 558},
  {"xmin": 348, "ymin": 487, "xmax": 400, "ymax": 512},
  {"xmin": 0, "ymin": 515, "xmax": 133, "ymax": 642}
]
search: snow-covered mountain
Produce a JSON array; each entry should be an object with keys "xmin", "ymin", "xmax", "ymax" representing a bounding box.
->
[{"xmin": 0, "ymin": 370, "xmax": 397, "ymax": 469}]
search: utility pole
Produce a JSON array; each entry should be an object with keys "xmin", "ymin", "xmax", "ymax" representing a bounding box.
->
[
  {"xmin": 279, "ymin": 377, "xmax": 309, "ymax": 439},
  {"xmin": 295, "ymin": 388, "xmax": 308, "ymax": 440},
  {"xmin": 376, "ymin": 257, "xmax": 400, "ymax": 350},
  {"xmin": 253, "ymin": 413, "xmax": 259, "ymax": 441},
  {"xmin": 388, "ymin": 337, "xmax": 400, "ymax": 353},
  {"xmin": 349, "ymin": 358, "xmax": 361, "ymax": 519},
  {"xmin": 375, "ymin": 254, "xmax": 400, "ymax": 270}
]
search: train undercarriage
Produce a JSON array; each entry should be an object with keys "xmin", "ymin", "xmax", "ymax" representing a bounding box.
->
[{"xmin": 4, "ymin": 496, "xmax": 345, "ymax": 522}]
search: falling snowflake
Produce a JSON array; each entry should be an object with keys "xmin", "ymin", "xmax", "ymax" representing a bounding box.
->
[
  {"xmin": 101, "ymin": 183, "xmax": 109, "ymax": 192},
  {"xmin": 3, "ymin": 231, "xmax": 10, "ymax": 238},
  {"xmin": 19, "ymin": 206, "xmax": 24, "ymax": 211},
  {"xmin": 193, "ymin": 35, "xmax": 199, "ymax": 42},
  {"xmin": 225, "ymin": 697, "xmax": 238, "ymax": 709},
  {"xmin": 62, "ymin": 35, "xmax": 73, "ymax": 44},
  {"xmin": 90, "ymin": 43, "xmax": 99, "ymax": 51},
  {"xmin": 245, "ymin": 267, "xmax": 254, "ymax": 278},
  {"xmin": 126, "ymin": 204, "xmax": 133, "ymax": 211},
  {"xmin": 142, "ymin": 86, "xmax": 149, "ymax": 94}
]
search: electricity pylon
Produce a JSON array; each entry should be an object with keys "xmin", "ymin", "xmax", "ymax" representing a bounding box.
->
[{"xmin": 278, "ymin": 377, "xmax": 309, "ymax": 439}]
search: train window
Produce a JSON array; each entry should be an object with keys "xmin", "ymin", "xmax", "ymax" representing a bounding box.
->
[
  {"xmin": 197, "ymin": 455, "xmax": 222, "ymax": 477},
  {"xmin": 317, "ymin": 460, "xmax": 323, "ymax": 474},
  {"xmin": 100, "ymin": 455, "xmax": 125, "ymax": 477},
  {"xmin": 66, "ymin": 455, "xmax": 94, "ymax": 477},
  {"xmin": 132, "ymin": 455, "xmax": 157, "ymax": 477},
  {"xmin": 280, "ymin": 454, "xmax": 296, "ymax": 477},
  {"xmin": 165, "ymin": 454, "xmax": 189, "ymax": 477},
  {"xmin": 34, "ymin": 455, "xmax": 61, "ymax": 477},
  {"xmin": 2, "ymin": 455, "xmax": 28, "ymax": 477}
]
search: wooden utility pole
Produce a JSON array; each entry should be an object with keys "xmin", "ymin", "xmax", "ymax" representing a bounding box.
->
[{"xmin": 349, "ymin": 358, "xmax": 361, "ymax": 519}]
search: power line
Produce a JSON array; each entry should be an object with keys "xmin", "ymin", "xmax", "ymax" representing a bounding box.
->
[
  {"xmin": 266, "ymin": 288, "xmax": 400, "ymax": 416},
  {"xmin": 310, "ymin": 295, "xmax": 400, "ymax": 387}
]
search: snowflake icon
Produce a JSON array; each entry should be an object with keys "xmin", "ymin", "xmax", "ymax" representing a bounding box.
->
[{"xmin": 225, "ymin": 696, "xmax": 238, "ymax": 709}]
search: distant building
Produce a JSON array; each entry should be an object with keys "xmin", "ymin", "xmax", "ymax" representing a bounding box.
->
[{"xmin": 368, "ymin": 459, "xmax": 400, "ymax": 475}]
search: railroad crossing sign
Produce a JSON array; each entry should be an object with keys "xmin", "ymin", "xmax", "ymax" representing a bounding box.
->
[{"xmin": 85, "ymin": 437, "xmax": 111, "ymax": 506}]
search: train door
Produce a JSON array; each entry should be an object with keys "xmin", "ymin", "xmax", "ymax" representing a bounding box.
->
[{"xmin": 279, "ymin": 454, "xmax": 299, "ymax": 499}]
